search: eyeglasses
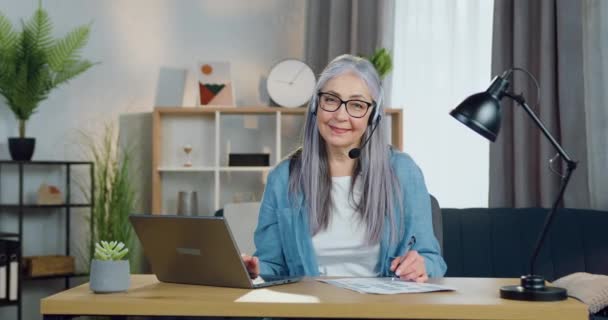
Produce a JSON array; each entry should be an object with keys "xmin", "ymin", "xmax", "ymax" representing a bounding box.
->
[{"xmin": 317, "ymin": 92, "xmax": 375, "ymax": 118}]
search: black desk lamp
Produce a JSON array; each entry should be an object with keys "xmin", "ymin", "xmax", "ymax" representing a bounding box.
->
[{"xmin": 450, "ymin": 68, "xmax": 577, "ymax": 301}]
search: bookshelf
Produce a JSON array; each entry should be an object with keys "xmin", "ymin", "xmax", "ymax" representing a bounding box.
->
[{"xmin": 151, "ymin": 106, "xmax": 403, "ymax": 215}]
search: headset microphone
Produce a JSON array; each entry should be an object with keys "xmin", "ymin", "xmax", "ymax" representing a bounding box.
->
[{"xmin": 348, "ymin": 118, "xmax": 380, "ymax": 159}]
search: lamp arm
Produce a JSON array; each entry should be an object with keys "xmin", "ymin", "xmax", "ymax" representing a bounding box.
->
[
  {"xmin": 504, "ymin": 92, "xmax": 577, "ymax": 169},
  {"xmin": 504, "ymin": 92, "xmax": 578, "ymax": 275},
  {"xmin": 529, "ymin": 164, "xmax": 575, "ymax": 275}
]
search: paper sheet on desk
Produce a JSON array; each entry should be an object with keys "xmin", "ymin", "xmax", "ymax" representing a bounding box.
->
[{"xmin": 318, "ymin": 278, "xmax": 456, "ymax": 294}]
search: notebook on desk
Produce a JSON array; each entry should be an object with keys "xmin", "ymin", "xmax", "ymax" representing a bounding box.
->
[{"xmin": 130, "ymin": 214, "xmax": 301, "ymax": 289}]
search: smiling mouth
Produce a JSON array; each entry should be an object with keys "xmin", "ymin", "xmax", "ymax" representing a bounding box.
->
[{"xmin": 329, "ymin": 125, "xmax": 351, "ymax": 134}]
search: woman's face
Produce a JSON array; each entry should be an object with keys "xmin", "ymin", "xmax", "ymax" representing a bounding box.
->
[{"xmin": 316, "ymin": 72, "xmax": 374, "ymax": 153}]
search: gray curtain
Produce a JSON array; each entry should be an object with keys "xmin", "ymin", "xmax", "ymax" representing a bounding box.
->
[
  {"xmin": 490, "ymin": 0, "xmax": 606, "ymax": 209},
  {"xmin": 305, "ymin": 0, "xmax": 395, "ymax": 100},
  {"xmin": 582, "ymin": 0, "xmax": 608, "ymax": 210}
]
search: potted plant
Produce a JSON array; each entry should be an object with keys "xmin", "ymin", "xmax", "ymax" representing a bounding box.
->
[
  {"xmin": 89, "ymin": 240, "xmax": 130, "ymax": 293},
  {"xmin": 0, "ymin": 4, "xmax": 94, "ymax": 160},
  {"xmin": 78, "ymin": 123, "xmax": 140, "ymax": 273},
  {"xmin": 368, "ymin": 48, "xmax": 393, "ymax": 80}
]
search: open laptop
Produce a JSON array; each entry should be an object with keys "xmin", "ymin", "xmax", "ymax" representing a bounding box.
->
[{"xmin": 130, "ymin": 214, "xmax": 302, "ymax": 289}]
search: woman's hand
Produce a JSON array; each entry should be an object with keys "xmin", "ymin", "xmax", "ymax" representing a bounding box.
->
[
  {"xmin": 389, "ymin": 250, "xmax": 428, "ymax": 283},
  {"xmin": 241, "ymin": 254, "xmax": 260, "ymax": 279}
]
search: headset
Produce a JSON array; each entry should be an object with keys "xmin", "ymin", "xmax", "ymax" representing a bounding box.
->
[{"xmin": 311, "ymin": 94, "xmax": 382, "ymax": 158}]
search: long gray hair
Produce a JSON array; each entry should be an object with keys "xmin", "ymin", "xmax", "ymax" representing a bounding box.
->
[{"xmin": 288, "ymin": 54, "xmax": 402, "ymax": 244}]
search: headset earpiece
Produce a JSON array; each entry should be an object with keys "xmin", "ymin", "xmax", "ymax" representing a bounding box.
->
[
  {"xmin": 368, "ymin": 107, "xmax": 380, "ymax": 126},
  {"xmin": 311, "ymin": 95, "xmax": 318, "ymax": 115}
]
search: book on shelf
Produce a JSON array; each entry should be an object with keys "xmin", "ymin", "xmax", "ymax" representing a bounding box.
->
[
  {"xmin": 0, "ymin": 240, "xmax": 6, "ymax": 301},
  {"xmin": 0, "ymin": 240, "xmax": 19, "ymax": 302}
]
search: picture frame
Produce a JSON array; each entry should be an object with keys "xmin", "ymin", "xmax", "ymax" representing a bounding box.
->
[{"xmin": 197, "ymin": 62, "xmax": 235, "ymax": 106}]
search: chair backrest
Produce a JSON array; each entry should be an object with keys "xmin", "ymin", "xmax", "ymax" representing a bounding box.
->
[
  {"xmin": 222, "ymin": 201, "xmax": 261, "ymax": 255},
  {"xmin": 430, "ymin": 194, "xmax": 443, "ymax": 251}
]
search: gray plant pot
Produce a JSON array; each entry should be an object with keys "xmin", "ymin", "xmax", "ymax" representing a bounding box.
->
[{"xmin": 89, "ymin": 259, "xmax": 130, "ymax": 293}]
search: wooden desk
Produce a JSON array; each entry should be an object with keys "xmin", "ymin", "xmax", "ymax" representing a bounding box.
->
[{"xmin": 41, "ymin": 275, "xmax": 587, "ymax": 320}]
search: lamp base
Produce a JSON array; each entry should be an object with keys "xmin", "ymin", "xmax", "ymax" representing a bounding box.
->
[{"xmin": 500, "ymin": 275, "xmax": 567, "ymax": 301}]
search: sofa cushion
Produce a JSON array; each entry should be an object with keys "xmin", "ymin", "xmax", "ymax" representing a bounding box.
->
[{"xmin": 442, "ymin": 207, "xmax": 608, "ymax": 280}]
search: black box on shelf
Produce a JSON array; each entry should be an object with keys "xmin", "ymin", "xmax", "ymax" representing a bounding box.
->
[{"xmin": 228, "ymin": 153, "xmax": 270, "ymax": 167}]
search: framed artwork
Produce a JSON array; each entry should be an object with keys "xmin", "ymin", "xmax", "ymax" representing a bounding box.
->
[{"xmin": 197, "ymin": 62, "xmax": 235, "ymax": 106}]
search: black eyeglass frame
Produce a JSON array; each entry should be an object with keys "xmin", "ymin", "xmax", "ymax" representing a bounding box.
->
[{"xmin": 316, "ymin": 92, "xmax": 376, "ymax": 118}]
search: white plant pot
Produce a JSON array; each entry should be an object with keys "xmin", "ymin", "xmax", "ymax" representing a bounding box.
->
[{"xmin": 89, "ymin": 259, "xmax": 130, "ymax": 293}]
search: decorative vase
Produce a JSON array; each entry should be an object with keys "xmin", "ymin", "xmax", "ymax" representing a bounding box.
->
[
  {"xmin": 89, "ymin": 259, "xmax": 130, "ymax": 293},
  {"xmin": 8, "ymin": 137, "xmax": 35, "ymax": 161},
  {"xmin": 177, "ymin": 190, "xmax": 198, "ymax": 216}
]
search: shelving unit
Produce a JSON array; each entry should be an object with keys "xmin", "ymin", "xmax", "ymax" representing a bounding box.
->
[
  {"xmin": 0, "ymin": 232, "xmax": 18, "ymax": 238},
  {"xmin": 0, "ymin": 204, "xmax": 91, "ymax": 209},
  {"xmin": 22, "ymin": 272, "xmax": 89, "ymax": 281},
  {"xmin": 0, "ymin": 160, "xmax": 94, "ymax": 320},
  {"xmin": 152, "ymin": 106, "xmax": 403, "ymax": 215}
]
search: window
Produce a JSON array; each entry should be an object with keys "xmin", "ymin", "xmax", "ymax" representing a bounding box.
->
[{"xmin": 390, "ymin": 0, "xmax": 494, "ymax": 207}]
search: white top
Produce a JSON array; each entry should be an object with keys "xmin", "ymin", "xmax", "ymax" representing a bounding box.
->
[{"xmin": 312, "ymin": 176, "xmax": 380, "ymax": 277}]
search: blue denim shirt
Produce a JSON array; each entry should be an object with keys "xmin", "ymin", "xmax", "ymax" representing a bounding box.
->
[{"xmin": 253, "ymin": 150, "xmax": 447, "ymax": 278}]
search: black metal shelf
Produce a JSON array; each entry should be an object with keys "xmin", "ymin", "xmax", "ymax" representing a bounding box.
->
[
  {"xmin": 24, "ymin": 272, "xmax": 89, "ymax": 281},
  {"xmin": 0, "ymin": 204, "xmax": 92, "ymax": 209},
  {"xmin": 0, "ymin": 300, "xmax": 19, "ymax": 307},
  {"xmin": 0, "ymin": 160, "xmax": 93, "ymax": 165},
  {"xmin": 0, "ymin": 160, "xmax": 95, "ymax": 320},
  {"xmin": 0, "ymin": 232, "xmax": 19, "ymax": 239}
]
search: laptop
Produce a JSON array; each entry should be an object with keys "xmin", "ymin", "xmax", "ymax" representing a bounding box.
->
[{"xmin": 129, "ymin": 214, "xmax": 302, "ymax": 289}]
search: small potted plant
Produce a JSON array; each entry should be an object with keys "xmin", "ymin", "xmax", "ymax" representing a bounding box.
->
[
  {"xmin": 368, "ymin": 48, "xmax": 393, "ymax": 80},
  {"xmin": 89, "ymin": 241, "xmax": 130, "ymax": 293},
  {"xmin": 0, "ymin": 3, "xmax": 94, "ymax": 161}
]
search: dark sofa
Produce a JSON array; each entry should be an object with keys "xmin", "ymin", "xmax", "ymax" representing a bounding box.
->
[{"xmin": 438, "ymin": 205, "xmax": 608, "ymax": 319}]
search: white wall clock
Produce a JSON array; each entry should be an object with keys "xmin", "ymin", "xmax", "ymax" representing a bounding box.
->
[{"xmin": 266, "ymin": 59, "xmax": 316, "ymax": 108}]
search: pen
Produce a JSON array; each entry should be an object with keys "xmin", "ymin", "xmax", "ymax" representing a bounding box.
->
[{"xmin": 391, "ymin": 235, "xmax": 417, "ymax": 280}]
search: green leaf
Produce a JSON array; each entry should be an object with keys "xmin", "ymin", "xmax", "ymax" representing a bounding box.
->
[
  {"xmin": 53, "ymin": 59, "xmax": 94, "ymax": 87},
  {"xmin": 0, "ymin": 12, "xmax": 18, "ymax": 56},
  {"xmin": 114, "ymin": 248, "xmax": 129, "ymax": 260},
  {"xmin": 47, "ymin": 24, "xmax": 90, "ymax": 72},
  {"xmin": 22, "ymin": 7, "xmax": 53, "ymax": 52}
]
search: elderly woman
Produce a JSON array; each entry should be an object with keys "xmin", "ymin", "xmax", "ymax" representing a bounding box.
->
[{"xmin": 243, "ymin": 54, "xmax": 446, "ymax": 282}]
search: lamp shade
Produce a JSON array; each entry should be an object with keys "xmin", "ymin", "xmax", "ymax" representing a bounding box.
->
[{"xmin": 450, "ymin": 92, "xmax": 502, "ymax": 142}]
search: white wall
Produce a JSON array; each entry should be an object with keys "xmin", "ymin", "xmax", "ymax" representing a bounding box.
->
[
  {"xmin": 0, "ymin": 1, "xmax": 307, "ymax": 320},
  {"xmin": 391, "ymin": 0, "xmax": 494, "ymax": 208},
  {"xmin": 0, "ymin": 0, "xmax": 307, "ymax": 158}
]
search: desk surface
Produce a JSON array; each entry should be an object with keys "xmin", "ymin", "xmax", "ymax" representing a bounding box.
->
[{"xmin": 41, "ymin": 275, "xmax": 587, "ymax": 320}]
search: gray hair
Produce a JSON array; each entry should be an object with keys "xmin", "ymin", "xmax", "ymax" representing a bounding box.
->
[{"xmin": 288, "ymin": 54, "xmax": 402, "ymax": 244}]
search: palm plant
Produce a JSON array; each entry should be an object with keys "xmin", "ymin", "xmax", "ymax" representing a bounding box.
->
[{"xmin": 0, "ymin": 3, "xmax": 93, "ymax": 139}]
